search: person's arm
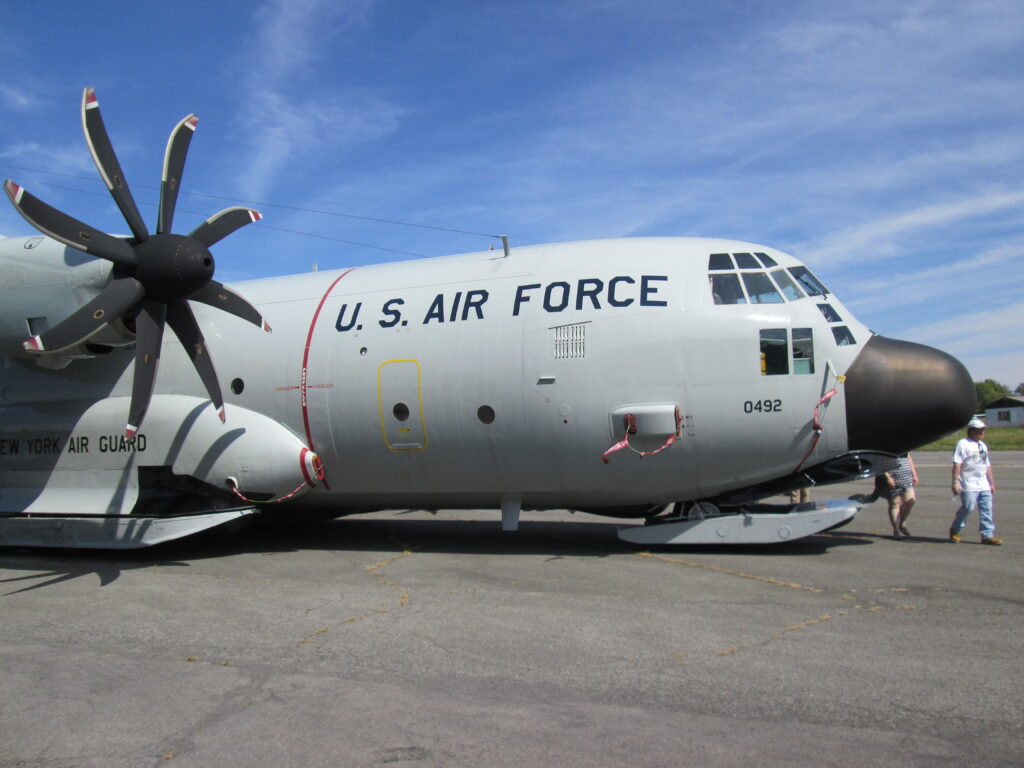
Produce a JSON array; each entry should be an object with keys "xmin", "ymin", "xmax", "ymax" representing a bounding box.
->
[
  {"xmin": 909, "ymin": 455, "xmax": 918, "ymax": 486},
  {"xmin": 952, "ymin": 462, "xmax": 962, "ymax": 495},
  {"xmin": 987, "ymin": 464, "xmax": 995, "ymax": 493}
]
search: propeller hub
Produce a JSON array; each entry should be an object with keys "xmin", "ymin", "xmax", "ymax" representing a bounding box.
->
[{"xmin": 133, "ymin": 234, "xmax": 215, "ymax": 301}]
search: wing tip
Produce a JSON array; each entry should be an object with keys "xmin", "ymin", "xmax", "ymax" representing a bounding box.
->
[{"xmin": 4, "ymin": 179, "xmax": 23, "ymax": 202}]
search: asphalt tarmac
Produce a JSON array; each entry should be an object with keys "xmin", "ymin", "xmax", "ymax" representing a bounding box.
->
[{"xmin": 1, "ymin": 452, "xmax": 1022, "ymax": 768}]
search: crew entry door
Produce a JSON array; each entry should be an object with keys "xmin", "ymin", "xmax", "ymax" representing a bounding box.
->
[{"xmin": 378, "ymin": 359, "xmax": 427, "ymax": 451}]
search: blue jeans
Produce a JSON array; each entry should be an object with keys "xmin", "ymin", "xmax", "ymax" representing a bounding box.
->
[{"xmin": 952, "ymin": 490, "xmax": 995, "ymax": 538}]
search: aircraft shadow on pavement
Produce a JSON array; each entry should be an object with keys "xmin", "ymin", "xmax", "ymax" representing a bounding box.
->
[
  {"xmin": 226, "ymin": 514, "xmax": 875, "ymax": 558},
  {"xmin": 0, "ymin": 514, "xmax": 874, "ymax": 594},
  {"xmin": 0, "ymin": 553, "xmax": 191, "ymax": 595}
]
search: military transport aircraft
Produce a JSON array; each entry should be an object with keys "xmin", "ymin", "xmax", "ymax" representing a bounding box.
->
[{"xmin": 0, "ymin": 88, "xmax": 975, "ymax": 549}]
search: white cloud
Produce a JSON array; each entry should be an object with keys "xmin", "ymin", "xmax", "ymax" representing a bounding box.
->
[
  {"xmin": 844, "ymin": 243, "xmax": 1024, "ymax": 310},
  {"xmin": 0, "ymin": 141, "xmax": 94, "ymax": 174},
  {"xmin": 0, "ymin": 84, "xmax": 35, "ymax": 111},
  {"xmin": 959, "ymin": 350, "xmax": 1024, "ymax": 388},
  {"xmin": 903, "ymin": 301, "xmax": 1024, "ymax": 358},
  {"xmin": 226, "ymin": 0, "xmax": 404, "ymax": 200},
  {"xmin": 806, "ymin": 192, "xmax": 1024, "ymax": 264}
]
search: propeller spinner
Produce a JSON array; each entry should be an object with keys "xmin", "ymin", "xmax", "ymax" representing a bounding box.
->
[{"xmin": 3, "ymin": 87, "xmax": 271, "ymax": 438}]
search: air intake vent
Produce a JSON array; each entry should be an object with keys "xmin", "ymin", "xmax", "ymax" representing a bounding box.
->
[{"xmin": 552, "ymin": 322, "xmax": 587, "ymax": 359}]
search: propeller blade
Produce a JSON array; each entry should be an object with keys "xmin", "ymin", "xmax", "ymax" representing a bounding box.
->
[
  {"xmin": 166, "ymin": 301, "xmax": 225, "ymax": 423},
  {"xmin": 158, "ymin": 114, "xmax": 198, "ymax": 234},
  {"xmin": 188, "ymin": 206, "xmax": 262, "ymax": 248},
  {"xmin": 190, "ymin": 280, "xmax": 272, "ymax": 332},
  {"xmin": 81, "ymin": 87, "xmax": 149, "ymax": 243},
  {"xmin": 23, "ymin": 276, "xmax": 144, "ymax": 353},
  {"xmin": 4, "ymin": 180, "xmax": 138, "ymax": 266},
  {"xmin": 126, "ymin": 301, "xmax": 166, "ymax": 439}
]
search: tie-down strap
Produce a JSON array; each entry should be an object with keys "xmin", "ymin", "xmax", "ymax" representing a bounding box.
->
[
  {"xmin": 602, "ymin": 405, "xmax": 682, "ymax": 463},
  {"xmin": 793, "ymin": 387, "xmax": 838, "ymax": 473}
]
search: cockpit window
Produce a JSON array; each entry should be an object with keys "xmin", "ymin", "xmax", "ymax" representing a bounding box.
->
[
  {"xmin": 788, "ymin": 266, "xmax": 829, "ymax": 297},
  {"xmin": 710, "ymin": 273, "xmax": 747, "ymax": 304},
  {"xmin": 760, "ymin": 328, "xmax": 816, "ymax": 375},
  {"xmin": 770, "ymin": 269, "xmax": 804, "ymax": 301},
  {"xmin": 792, "ymin": 328, "xmax": 815, "ymax": 374},
  {"xmin": 733, "ymin": 252, "xmax": 760, "ymax": 269},
  {"xmin": 742, "ymin": 272, "xmax": 784, "ymax": 303},
  {"xmin": 708, "ymin": 253, "xmax": 734, "ymax": 270},
  {"xmin": 708, "ymin": 252, "xmax": 823, "ymax": 306},
  {"xmin": 760, "ymin": 329, "xmax": 788, "ymax": 375},
  {"xmin": 832, "ymin": 326, "xmax": 857, "ymax": 346},
  {"xmin": 817, "ymin": 303, "xmax": 842, "ymax": 322}
]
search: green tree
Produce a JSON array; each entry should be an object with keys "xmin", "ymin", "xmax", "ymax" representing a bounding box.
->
[
  {"xmin": 975, "ymin": 379, "xmax": 1010, "ymax": 411},
  {"xmin": 1016, "ymin": 382, "xmax": 1024, "ymax": 396}
]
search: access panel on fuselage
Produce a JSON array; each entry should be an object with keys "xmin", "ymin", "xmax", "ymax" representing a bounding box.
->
[
  {"xmin": 513, "ymin": 247, "xmax": 694, "ymax": 507},
  {"xmin": 306, "ymin": 256, "xmax": 533, "ymax": 502},
  {"xmin": 377, "ymin": 359, "xmax": 426, "ymax": 451}
]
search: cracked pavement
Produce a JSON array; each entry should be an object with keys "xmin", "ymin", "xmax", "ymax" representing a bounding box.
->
[{"xmin": 1, "ymin": 453, "xmax": 1022, "ymax": 766}]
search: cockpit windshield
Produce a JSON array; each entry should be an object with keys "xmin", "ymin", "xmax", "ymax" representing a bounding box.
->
[
  {"xmin": 741, "ymin": 272, "xmax": 784, "ymax": 304},
  {"xmin": 708, "ymin": 253, "xmax": 833, "ymax": 307},
  {"xmin": 788, "ymin": 266, "xmax": 829, "ymax": 297},
  {"xmin": 770, "ymin": 269, "xmax": 804, "ymax": 301},
  {"xmin": 710, "ymin": 273, "xmax": 746, "ymax": 304}
]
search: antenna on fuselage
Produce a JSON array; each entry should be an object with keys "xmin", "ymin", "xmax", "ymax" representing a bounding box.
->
[{"xmin": 500, "ymin": 235, "xmax": 510, "ymax": 258}]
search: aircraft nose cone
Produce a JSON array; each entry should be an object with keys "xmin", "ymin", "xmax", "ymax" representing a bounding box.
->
[{"xmin": 844, "ymin": 335, "xmax": 975, "ymax": 455}]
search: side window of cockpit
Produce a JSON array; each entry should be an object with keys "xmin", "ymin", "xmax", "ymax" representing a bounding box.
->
[
  {"xmin": 788, "ymin": 266, "xmax": 829, "ymax": 297},
  {"xmin": 771, "ymin": 269, "xmax": 804, "ymax": 301},
  {"xmin": 710, "ymin": 273, "xmax": 746, "ymax": 304},
  {"xmin": 817, "ymin": 303, "xmax": 842, "ymax": 322},
  {"xmin": 792, "ymin": 328, "xmax": 815, "ymax": 374},
  {"xmin": 742, "ymin": 273, "xmax": 784, "ymax": 303},
  {"xmin": 832, "ymin": 326, "xmax": 857, "ymax": 346},
  {"xmin": 760, "ymin": 329, "xmax": 789, "ymax": 375}
]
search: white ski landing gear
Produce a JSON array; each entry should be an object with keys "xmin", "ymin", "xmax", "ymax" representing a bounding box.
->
[
  {"xmin": 617, "ymin": 498, "xmax": 861, "ymax": 545},
  {"xmin": 0, "ymin": 508, "xmax": 257, "ymax": 549}
]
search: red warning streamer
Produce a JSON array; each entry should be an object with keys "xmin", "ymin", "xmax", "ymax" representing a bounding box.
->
[
  {"xmin": 793, "ymin": 387, "xmax": 838, "ymax": 474},
  {"xmin": 602, "ymin": 407, "xmax": 682, "ymax": 463}
]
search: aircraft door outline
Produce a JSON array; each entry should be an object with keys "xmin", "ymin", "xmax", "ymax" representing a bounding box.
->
[{"xmin": 378, "ymin": 359, "xmax": 427, "ymax": 452}]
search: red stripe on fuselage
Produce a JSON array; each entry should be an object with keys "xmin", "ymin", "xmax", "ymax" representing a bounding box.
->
[{"xmin": 300, "ymin": 268, "xmax": 358, "ymax": 489}]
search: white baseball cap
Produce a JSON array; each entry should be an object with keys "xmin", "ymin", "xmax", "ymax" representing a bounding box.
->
[{"xmin": 967, "ymin": 418, "xmax": 987, "ymax": 429}]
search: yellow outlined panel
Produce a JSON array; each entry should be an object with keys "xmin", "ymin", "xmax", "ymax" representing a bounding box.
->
[{"xmin": 378, "ymin": 359, "xmax": 427, "ymax": 452}]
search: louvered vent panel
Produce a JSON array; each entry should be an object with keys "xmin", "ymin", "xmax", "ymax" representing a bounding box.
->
[{"xmin": 552, "ymin": 323, "xmax": 587, "ymax": 359}]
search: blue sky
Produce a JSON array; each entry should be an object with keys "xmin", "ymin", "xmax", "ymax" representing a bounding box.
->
[{"xmin": 1, "ymin": 0, "xmax": 1022, "ymax": 387}]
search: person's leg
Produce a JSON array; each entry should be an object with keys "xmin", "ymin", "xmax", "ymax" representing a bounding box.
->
[
  {"xmin": 888, "ymin": 495, "xmax": 902, "ymax": 537},
  {"xmin": 977, "ymin": 491, "xmax": 995, "ymax": 539},
  {"xmin": 951, "ymin": 491, "xmax": 977, "ymax": 536},
  {"xmin": 898, "ymin": 490, "xmax": 915, "ymax": 534}
]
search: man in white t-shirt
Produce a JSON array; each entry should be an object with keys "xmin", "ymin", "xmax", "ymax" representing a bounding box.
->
[{"xmin": 950, "ymin": 418, "xmax": 1001, "ymax": 545}]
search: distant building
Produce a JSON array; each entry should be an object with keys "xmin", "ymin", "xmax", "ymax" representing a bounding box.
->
[{"xmin": 983, "ymin": 396, "xmax": 1024, "ymax": 428}]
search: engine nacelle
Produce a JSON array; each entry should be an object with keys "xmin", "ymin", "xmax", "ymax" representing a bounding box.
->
[
  {"xmin": 0, "ymin": 235, "xmax": 136, "ymax": 362},
  {"xmin": 0, "ymin": 394, "xmax": 321, "ymax": 517}
]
